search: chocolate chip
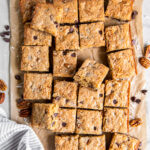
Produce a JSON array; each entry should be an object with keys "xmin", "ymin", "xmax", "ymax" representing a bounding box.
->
[
  {"xmin": 54, "ymin": 21, "xmax": 58, "ymax": 28},
  {"xmin": 68, "ymin": 28, "xmax": 74, "ymax": 33},
  {"xmin": 3, "ymin": 38, "xmax": 10, "ymax": 42},
  {"xmin": 113, "ymin": 99, "xmax": 118, "ymax": 104},
  {"xmin": 135, "ymin": 99, "xmax": 141, "ymax": 104},
  {"xmin": 93, "ymin": 126, "xmax": 97, "ymax": 130},
  {"xmin": 55, "ymin": 96, "xmax": 61, "ymax": 101},
  {"xmin": 15, "ymin": 75, "xmax": 21, "ymax": 80},
  {"xmin": 71, "ymin": 53, "xmax": 76, "ymax": 57},
  {"xmin": 132, "ymin": 10, "xmax": 138, "ymax": 19},
  {"xmin": 132, "ymin": 39, "xmax": 136, "ymax": 45},
  {"xmin": 33, "ymin": 36, "xmax": 38, "ymax": 40},
  {"xmin": 63, "ymin": 51, "xmax": 68, "ymax": 55},
  {"xmin": 54, "ymin": 113, "xmax": 58, "ymax": 117},
  {"xmin": 116, "ymin": 143, "xmax": 120, "ymax": 147},
  {"xmin": 99, "ymin": 94, "xmax": 103, "ymax": 97},
  {"xmin": 89, "ymin": 83, "xmax": 93, "ymax": 89},
  {"xmin": 99, "ymin": 30, "xmax": 102, "ymax": 35},
  {"xmin": 141, "ymin": 89, "xmax": 147, "ymax": 95},
  {"xmin": 62, "ymin": 122, "xmax": 67, "ymax": 127},
  {"xmin": 4, "ymin": 25, "xmax": 10, "ymax": 30},
  {"xmin": 79, "ymin": 101, "xmax": 84, "ymax": 104},
  {"xmin": 131, "ymin": 96, "xmax": 136, "ymax": 102},
  {"xmin": 66, "ymin": 99, "xmax": 69, "ymax": 103}
]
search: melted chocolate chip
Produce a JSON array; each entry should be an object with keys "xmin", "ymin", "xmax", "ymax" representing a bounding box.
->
[
  {"xmin": 141, "ymin": 89, "xmax": 147, "ymax": 95},
  {"xmin": 93, "ymin": 126, "xmax": 97, "ymax": 130},
  {"xmin": 54, "ymin": 113, "xmax": 58, "ymax": 117},
  {"xmin": 113, "ymin": 99, "xmax": 118, "ymax": 104},
  {"xmin": 66, "ymin": 99, "xmax": 69, "ymax": 103},
  {"xmin": 3, "ymin": 37, "xmax": 10, "ymax": 42},
  {"xmin": 132, "ymin": 10, "xmax": 138, "ymax": 19},
  {"xmin": 88, "ymin": 83, "xmax": 93, "ymax": 88},
  {"xmin": 63, "ymin": 51, "xmax": 68, "ymax": 55},
  {"xmin": 116, "ymin": 143, "xmax": 120, "ymax": 147},
  {"xmin": 54, "ymin": 21, "xmax": 58, "ymax": 28},
  {"xmin": 33, "ymin": 36, "xmax": 38, "ymax": 40},
  {"xmin": 131, "ymin": 96, "xmax": 136, "ymax": 102},
  {"xmin": 135, "ymin": 99, "xmax": 141, "ymax": 104},
  {"xmin": 71, "ymin": 53, "xmax": 76, "ymax": 57},
  {"xmin": 87, "ymin": 139, "xmax": 91, "ymax": 145},
  {"xmin": 15, "ymin": 75, "xmax": 21, "ymax": 80},
  {"xmin": 68, "ymin": 28, "xmax": 74, "ymax": 33},
  {"xmin": 99, "ymin": 30, "xmax": 102, "ymax": 35},
  {"xmin": 55, "ymin": 96, "xmax": 61, "ymax": 101},
  {"xmin": 62, "ymin": 122, "xmax": 67, "ymax": 127},
  {"xmin": 99, "ymin": 94, "xmax": 103, "ymax": 97},
  {"xmin": 4, "ymin": 25, "xmax": 10, "ymax": 30},
  {"xmin": 79, "ymin": 101, "xmax": 84, "ymax": 104}
]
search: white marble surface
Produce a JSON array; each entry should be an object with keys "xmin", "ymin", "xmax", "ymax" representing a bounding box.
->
[{"xmin": 0, "ymin": 0, "xmax": 150, "ymax": 149}]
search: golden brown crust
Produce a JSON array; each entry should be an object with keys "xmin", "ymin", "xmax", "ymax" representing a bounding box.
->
[
  {"xmin": 21, "ymin": 46, "xmax": 49, "ymax": 72},
  {"xmin": 23, "ymin": 73, "xmax": 52, "ymax": 100},
  {"xmin": 79, "ymin": 22, "xmax": 105, "ymax": 49},
  {"xmin": 53, "ymin": 0, "xmax": 78, "ymax": 24},
  {"xmin": 24, "ymin": 24, "xmax": 52, "ymax": 46},
  {"xmin": 105, "ymin": 0, "xmax": 133, "ymax": 21},
  {"xmin": 53, "ymin": 50, "xmax": 77, "ymax": 77},
  {"xmin": 79, "ymin": 0, "xmax": 104, "ymax": 22},
  {"xmin": 20, "ymin": 0, "xmax": 46, "ymax": 23},
  {"xmin": 53, "ymin": 80, "xmax": 78, "ymax": 108},
  {"xmin": 55, "ymin": 25, "xmax": 79, "ymax": 50},
  {"xmin": 74, "ymin": 59, "xmax": 109, "ymax": 90}
]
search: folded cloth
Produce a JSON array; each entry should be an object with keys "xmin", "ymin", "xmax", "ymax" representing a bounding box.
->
[{"xmin": 0, "ymin": 108, "xmax": 44, "ymax": 150}]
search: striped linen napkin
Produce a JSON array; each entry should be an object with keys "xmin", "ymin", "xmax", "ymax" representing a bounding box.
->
[{"xmin": 0, "ymin": 107, "xmax": 44, "ymax": 150}]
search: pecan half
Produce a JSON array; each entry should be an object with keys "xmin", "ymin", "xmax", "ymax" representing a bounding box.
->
[
  {"xmin": 19, "ymin": 109, "xmax": 31, "ymax": 118},
  {"xmin": 0, "ymin": 93, "xmax": 5, "ymax": 104},
  {"xmin": 145, "ymin": 45, "xmax": 150, "ymax": 58},
  {"xmin": 130, "ymin": 118, "xmax": 142, "ymax": 127},
  {"xmin": 17, "ymin": 99, "xmax": 31, "ymax": 109},
  {"xmin": 0, "ymin": 79, "xmax": 7, "ymax": 91},
  {"xmin": 139, "ymin": 57, "xmax": 150, "ymax": 69}
]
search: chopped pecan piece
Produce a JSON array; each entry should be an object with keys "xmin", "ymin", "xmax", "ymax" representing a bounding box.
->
[
  {"xmin": 0, "ymin": 93, "xmax": 5, "ymax": 104},
  {"xmin": 0, "ymin": 79, "xmax": 7, "ymax": 91},
  {"xmin": 130, "ymin": 118, "xmax": 142, "ymax": 127}
]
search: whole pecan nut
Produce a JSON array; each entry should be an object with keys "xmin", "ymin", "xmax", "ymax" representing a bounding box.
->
[
  {"xmin": 0, "ymin": 79, "xmax": 7, "ymax": 91},
  {"xmin": 0, "ymin": 93, "xmax": 5, "ymax": 104},
  {"xmin": 139, "ymin": 57, "xmax": 150, "ymax": 69},
  {"xmin": 130, "ymin": 118, "xmax": 142, "ymax": 127}
]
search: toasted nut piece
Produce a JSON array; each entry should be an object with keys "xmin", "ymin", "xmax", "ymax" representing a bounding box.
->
[
  {"xmin": 145, "ymin": 45, "xmax": 150, "ymax": 58},
  {"xmin": 17, "ymin": 99, "xmax": 31, "ymax": 109},
  {"xmin": 139, "ymin": 57, "xmax": 150, "ymax": 69},
  {"xmin": 0, "ymin": 79, "xmax": 7, "ymax": 91},
  {"xmin": 0, "ymin": 93, "xmax": 5, "ymax": 104},
  {"xmin": 19, "ymin": 108, "xmax": 31, "ymax": 118},
  {"xmin": 130, "ymin": 118, "xmax": 142, "ymax": 127}
]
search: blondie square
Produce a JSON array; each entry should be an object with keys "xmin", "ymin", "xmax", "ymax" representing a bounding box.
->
[
  {"xmin": 107, "ymin": 49, "xmax": 136, "ymax": 80},
  {"xmin": 21, "ymin": 46, "xmax": 49, "ymax": 72},
  {"xmin": 78, "ymin": 84, "xmax": 104, "ymax": 110},
  {"xmin": 76, "ymin": 110, "xmax": 103, "ymax": 135},
  {"xmin": 24, "ymin": 24, "xmax": 52, "ymax": 46},
  {"xmin": 55, "ymin": 135, "xmax": 79, "ymax": 150},
  {"xmin": 31, "ymin": 103, "xmax": 59, "ymax": 130},
  {"xmin": 53, "ymin": 80, "xmax": 78, "ymax": 108},
  {"xmin": 79, "ymin": 22, "xmax": 105, "ymax": 49},
  {"xmin": 53, "ymin": 50, "xmax": 77, "ymax": 77},
  {"xmin": 20, "ymin": 0, "xmax": 46, "ymax": 23},
  {"xmin": 23, "ymin": 73, "xmax": 52, "ymax": 100},
  {"xmin": 53, "ymin": 0, "xmax": 78, "ymax": 24},
  {"xmin": 79, "ymin": 135, "xmax": 105, "ymax": 150},
  {"xmin": 104, "ymin": 80, "xmax": 130, "ymax": 108},
  {"xmin": 55, "ymin": 25, "xmax": 79, "ymax": 50},
  {"xmin": 105, "ymin": 0, "xmax": 133, "ymax": 21},
  {"xmin": 79, "ymin": 0, "xmax": 104, "ymax": 22},
  {"xmin": 54, "ymin": 108, "xmax": 76, "ymax": 133},
  {"xmin": 105, "ymin": 24, "xmax": 132, "ymax": 52},
  {"xmin": 103, "ymin": 108, "xmax": 129, "ymax": 133},
  {"xmin": 74, "ymin": 59, "xmax": 109, "ymax": 90},
  {"xmin": 109, "ymin": 133, "xmax": 140, "ymax": 150},
  {"xmin": 31, "ymin": 3, "xmax": 63, "ymax": 36}
]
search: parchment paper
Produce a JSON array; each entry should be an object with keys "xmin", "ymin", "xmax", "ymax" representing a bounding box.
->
[{"xmin": 10, "ymin": 0, "xmax": 147, "ymax": 149}]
